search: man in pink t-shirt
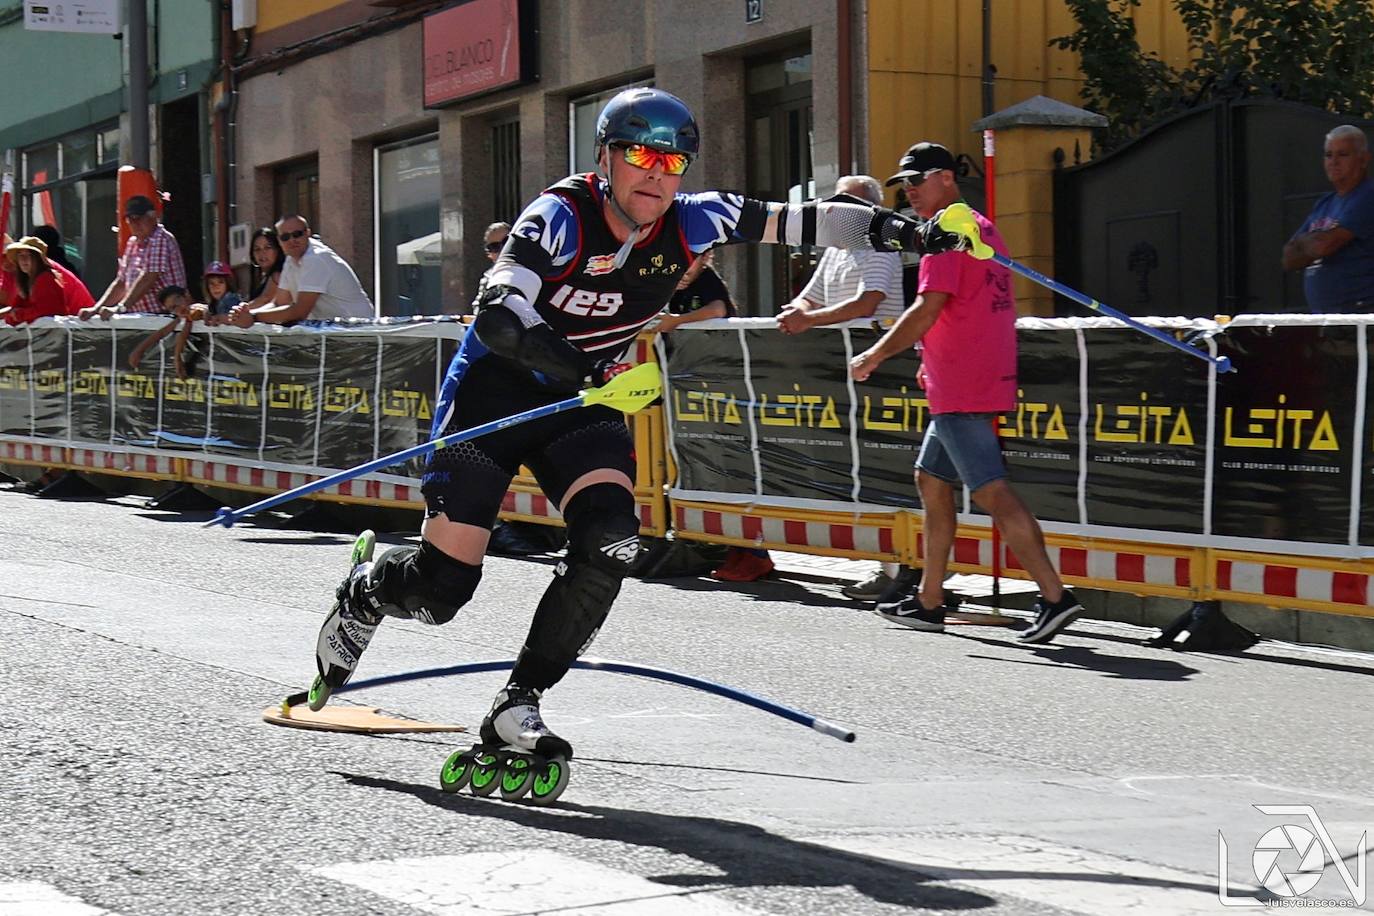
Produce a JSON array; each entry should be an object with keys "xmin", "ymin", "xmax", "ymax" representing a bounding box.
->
[{"xmin": 850, "ymin": 141, "xmax": 1083, "ymax": 644}]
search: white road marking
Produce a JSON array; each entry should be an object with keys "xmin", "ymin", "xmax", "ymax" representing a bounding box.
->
[
  {"xmin": 0, "ymin": 881, "xmax": 113, "ymax": 916},
  {"xmin": 304, "ymin": 850, "xmax": 759, "ymax": 915},
  {"xmin": 815, "ymin": 833, "xmax": 1237, "ymax": 915},
  {"xmin": 1118, "ymin": 773, "xmax": 1374, "ymax": 808},
  {"xmin": 606, "ymin": 708, "xmax": 723, "ymax": 721}
]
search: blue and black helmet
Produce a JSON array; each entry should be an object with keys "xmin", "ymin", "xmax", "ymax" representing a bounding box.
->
[{"xmin": 594, "ymin": 88, "xmax": 700, "ymax": 160}]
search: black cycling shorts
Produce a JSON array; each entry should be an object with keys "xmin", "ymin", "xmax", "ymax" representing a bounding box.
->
[{"xmin": 420, "ymin": 359, "xmax": 635, "ymax": 529}]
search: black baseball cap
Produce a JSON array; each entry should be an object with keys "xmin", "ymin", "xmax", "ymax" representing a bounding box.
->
[
  {"xmin": 884, "ymin": 142, "xmax": 957, "ymax": 187},
  {"xmin": 124, "ymin": 195, "xmax": 157, "ymax": 218}
]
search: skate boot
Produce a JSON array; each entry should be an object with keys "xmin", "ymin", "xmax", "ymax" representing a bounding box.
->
[
  {"xmin": 308, "ymin": 530, "xmax": 383, "ymax": 711},
  {"xmin": 438, "ymin": 686, "xmax": 572, "ymax": 805}
]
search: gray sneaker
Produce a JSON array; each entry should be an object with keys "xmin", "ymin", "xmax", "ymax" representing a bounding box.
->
[{"xmin": 842, "ymin": 569, "xmax": 895, "ymax": 601}]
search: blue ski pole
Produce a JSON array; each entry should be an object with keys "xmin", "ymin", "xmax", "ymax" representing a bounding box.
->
[
  {"xmin": 205, "ymin": 362, "xmax": 661, "ymax": 529},
  {"xmin": 283, "ymin": 656, "xmax": 857, "ymax": 743},
  {"xmin": 938, "ymin": 203, "xmax": 1234, "ymax": 374}
]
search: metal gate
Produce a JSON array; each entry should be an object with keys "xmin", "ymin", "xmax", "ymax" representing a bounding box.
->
[{"xmin": 1054, "ymin": 99, "xmax": 1374, "ymax": 317}]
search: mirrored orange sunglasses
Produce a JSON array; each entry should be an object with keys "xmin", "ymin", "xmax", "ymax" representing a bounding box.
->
[{"xmin": 617, "ymin": 143, "xmax": 691, "ymax": 176}]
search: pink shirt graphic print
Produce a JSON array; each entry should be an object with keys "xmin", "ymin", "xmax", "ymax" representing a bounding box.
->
[{"xmin": 917, "ymin": 208, "xmax": 1017, "ymax": 414}]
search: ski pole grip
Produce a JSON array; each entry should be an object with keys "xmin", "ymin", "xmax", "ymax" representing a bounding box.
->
[{"xmin": 936, "ymin": 203, "xmax": 994, "ymax": 260}]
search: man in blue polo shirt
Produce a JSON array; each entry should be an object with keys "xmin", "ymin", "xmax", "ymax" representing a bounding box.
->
[{"xmin": 1284, "ymin": 125, "xmax": 1374, "ymax": 312}]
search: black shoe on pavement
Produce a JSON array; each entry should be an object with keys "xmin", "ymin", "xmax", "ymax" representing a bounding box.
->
[
  {"xmin": 873, "ymin": 565, "xmax": 922, "ymax": 606},
  {"xmin": 873, "ymin": 596, "xmax": 946, "ymax": 632},
  {"xmin": 1017, "ymin": 590, "xmax": 1084, "ymax": 644}
]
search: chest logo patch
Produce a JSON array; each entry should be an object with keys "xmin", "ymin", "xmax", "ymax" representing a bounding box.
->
[{"xmin": 585, "ymin": 254, "xmax": 618, "ymax": 276}]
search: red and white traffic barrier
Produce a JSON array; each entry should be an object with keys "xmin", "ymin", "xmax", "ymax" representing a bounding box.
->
[
  {"xmin": 502, "ymin": 489, "xmax": 560, "ymax": 520},
  {"xmin": 930, "ymin": 533, "xmax": 1193, "ymax": 590},
  {"xmin": 0, "ymin": 441, "xmax": 64, "ymax": 465},
  {"xmin": 504, "ymin": 488, "xmax": 656, "ymax": 529},
  {"xmin": 184, "ymin": 460, "xmax": 419, "ymax": 504},
  {"xmin": 68, "ymin": 449, "xmax": 176, "ymax": 476},
  {"xmin": 1216, "ymin": 557, "xmax": 1370, "ymax": 608},
  {"xmin": 674, "ymin": 505, "xmax": 897, "ymax": 555}
]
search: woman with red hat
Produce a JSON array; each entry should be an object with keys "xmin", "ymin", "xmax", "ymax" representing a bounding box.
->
[{"xmin": 0, "ymin": 235, "xmax": 94, "ymax": 325}]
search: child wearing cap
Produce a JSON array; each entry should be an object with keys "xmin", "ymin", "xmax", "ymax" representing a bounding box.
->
[{"xmin": 200, "ymin": 261, "xmax": 242, "ymax": 325}]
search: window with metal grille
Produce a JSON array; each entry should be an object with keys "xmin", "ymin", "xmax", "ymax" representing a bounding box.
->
[
  {"xmin": 273, "ymin": 157, "xmax": 319, "ymax": 231},
  {"xmin": 491, "ymin": 118, "xmax": 521, "ymax": 223}
]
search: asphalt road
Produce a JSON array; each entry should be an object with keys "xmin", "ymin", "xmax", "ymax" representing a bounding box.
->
[{"xmin": 2, "ymin": 487, "xmax": 1371, "ymax": 915}]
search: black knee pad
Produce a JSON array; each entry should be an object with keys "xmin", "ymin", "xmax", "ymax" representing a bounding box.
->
[
  {"xmin": 510, "ymin": 485, "xmax": 640, "ymax": 690},
  {"xmin": 563, "ymin": 483, "xmax": 642, "ymax": 575},
  {"xmin": 367, "ymin": 541, "xmax": 481, "ymax": 626}
]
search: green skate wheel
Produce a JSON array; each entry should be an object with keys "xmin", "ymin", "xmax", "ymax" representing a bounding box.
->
[
  {"xmin": 527, "ymin": 756, "xmax": 570, "ymax": 806},
  {"xmin": 468, "ymin": 752, "xmax": 502, "ymax": 797},
  {"xmin": 439, "ymin": 749, "xmax": 474, "ymax": 793},
  {"xmin": 499, "ymin": 756, "xmax": 534, "ymax": 801},
  {"xmin": 307, "ymin": 676, "xmax": 331, "ymax": 712},
  {"xmin": 352, "ymin": 529, "xmax": 377, "ymax": 565}
]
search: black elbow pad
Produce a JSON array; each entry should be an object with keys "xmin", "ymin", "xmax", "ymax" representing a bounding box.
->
[
  {"xmin": 472, "ymin": 306, "xmax": 593, "ymax": 390},
  {"xmin": 472, "ymin": 301, "xmax": 523, "ymax": 356}
]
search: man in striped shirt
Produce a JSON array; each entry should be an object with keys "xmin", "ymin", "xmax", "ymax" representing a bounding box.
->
[
  {"xmin": 776, "ymin": 175, "xmax": 904, "ymax": 335},
  {"xmin": 80, "ymin": 195, "xmax": 186, "ymax": 319}
]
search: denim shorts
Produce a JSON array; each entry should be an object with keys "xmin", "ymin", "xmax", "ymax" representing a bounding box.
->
[{"xmin": 915, "ymin": 412, "xmax": 1007, "ymax": 492}]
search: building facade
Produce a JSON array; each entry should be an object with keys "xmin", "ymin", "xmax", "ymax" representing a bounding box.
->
[
  {"xmin": 233, "ymin": 0, "xmax": 858, "ymax": 317},
  {"xmin": 0, "ymin": 1, "xmax": 219, "ymax": 298},
  {"xmin": 1, "ymin": 0, "xmax": 1199, "ymax": 317}
]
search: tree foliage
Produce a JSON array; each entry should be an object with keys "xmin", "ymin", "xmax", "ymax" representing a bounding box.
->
[{"xmin": 1052, "ymin": 0, "xmax": 1374, "ymax": 150}]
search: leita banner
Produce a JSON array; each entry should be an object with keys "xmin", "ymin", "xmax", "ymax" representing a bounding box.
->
[
  {"xmin": 661, "ymin": 327, "xmax": 757, "ymax": 496},
  {"xmin": 70, "ymin": 327, "xmax": 114, "ymax": 444},
  {"xmin": 0, "ymin": 321, "xmax": 459, "ymax": 477},
  {"xmin": 662, "ymin": 317, "xmax": 1374, "ymax": 558},
  {"xmin": 29, "ymin": 326, "xmax": 67, "ymax": 441},
  {"xmin": 0, "ymin": 328, "xmax": 35, "ymax": 437},
  {"xmin": 997, "ymin": 327, "xmax": 1083, "ymax": 526},
  {"xmin": 1212, "ymin": 324, "xmax": 1359, "ymax": 546},
  {"xmin": 5, "ymin": 316, "xmax": 1374, "ymax": 559},
  {"xmin": 1081, "ymin": 326, "xmax": 1209, "ymax": 535}
]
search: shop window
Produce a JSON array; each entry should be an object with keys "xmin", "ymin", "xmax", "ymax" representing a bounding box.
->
[
  {"xmin": 19, "ymin": 123, "xmax": 119, "ymax": 295},
  {"xmin": 273, "ymin": 157, "xmax": 319, "ymax": 230},
  {"xmin": 375, "ymin": 135, "xmax": 441, "ymax": 318},
  {"xmin": 23, "ymin": 142, "xmax": 59, "ymax": 190},
  {"xmin": 99, "ymin": 126, "xmax": 120, "ymax": 165},
  {"xmin": 568, "ymin": 79, "xmax": 653, "ymax": 175}
]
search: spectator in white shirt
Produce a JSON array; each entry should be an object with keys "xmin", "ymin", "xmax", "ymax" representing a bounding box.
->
[
  {"xmin": 228, "ymin": 214, "xmax": 372, "ymax": 326},
  {"xmin": 776, "ymin": 175, "xmax": 910, "ymax": 600},
  {"xmin": 776, "ymin": 175, "xmax": 904, "ymax": 335}
]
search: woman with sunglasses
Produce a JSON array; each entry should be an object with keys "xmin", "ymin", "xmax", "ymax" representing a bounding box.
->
[
  {"xmin": 307, "ymin": 87, "xmax": 971, "ymax": 800},
  {"xmin": 468, "ymin": 221, "xmax": 512, "ymax": 312}
]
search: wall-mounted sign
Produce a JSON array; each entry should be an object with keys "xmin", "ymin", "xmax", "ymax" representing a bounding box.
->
[
  {"xmin": 23, "ymin": 0, "xmax": 119, "ymax": 34},
  {"xmin": 746, "ymin": 0, "xmax": 763, "ymax": 24},
  {"xmin": 423, "ymin": 0, "xmax": 539, "ymax": 109}
]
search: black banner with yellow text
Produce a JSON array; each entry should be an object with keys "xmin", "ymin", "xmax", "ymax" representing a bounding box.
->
[{"xmin": 663, "ymin": 320, "xmax": 1374, "ymax": 554}]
